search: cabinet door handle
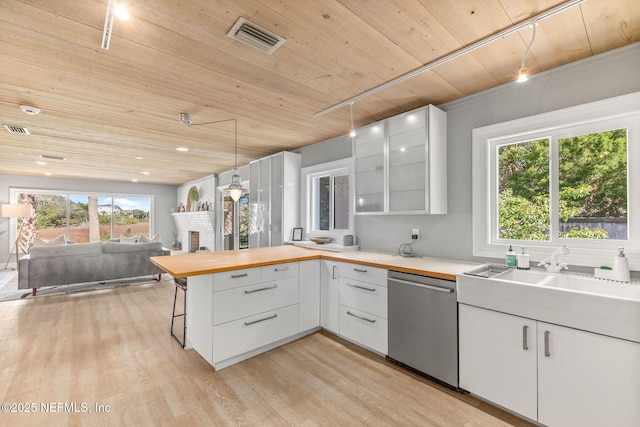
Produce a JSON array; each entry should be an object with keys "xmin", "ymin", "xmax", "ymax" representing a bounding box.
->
[
  {"xmin": 346, "ymin": 311, "xmax": 376, "ymax": 323},
  {"xmin": 388, "ymin": 277, "xmax": 453, "ymax": 293},
  {"xmin": 353, "ymin": 268, "xmax": 368, "ymax": 273},
  {"xmin": 347, "ymin": 283, "xmax": 376, "ymax": 292},
  {"xmin": 244, "ymin": 284, "xmax": 278, "ymax": 294},
  {"xmin": 522, "ymin": 325, "xmax": 529, "ymax": 351},
  {"xmin": 544, "ymin": 330, "xmax": 551, "ymax": 357},
  {"xmin": 332, "ymin": 265, "xmax": 338, "ymax": 280},
  {"xmin": 244, "ymin": 313, "xmax": 278, "ymax": 326},
  {"xmin": 231, "ymin": 273, "xmax": 249, "ymax": 279},
  {"xmin": 274, "ymin": 266, "xmax": 289, "ymax": 272}
]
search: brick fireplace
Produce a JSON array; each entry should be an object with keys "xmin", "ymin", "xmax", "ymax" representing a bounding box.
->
[{"xmin": 172, "ymin": 211, "xmax": 215, "ymax": 252}]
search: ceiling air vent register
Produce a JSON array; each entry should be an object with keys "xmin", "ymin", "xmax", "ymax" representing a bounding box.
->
[
  {"xmin": 4, "ymin": 125, "xmax": 30, "ymax": 135},
  {"xmin": 227, "ymin": 17, "xmax": 286, "ymax": 55}
]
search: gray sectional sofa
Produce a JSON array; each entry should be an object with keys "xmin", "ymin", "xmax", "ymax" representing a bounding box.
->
[{"xmin": 18, "ymin": 241, "xmax": 170, "ymax": 295}]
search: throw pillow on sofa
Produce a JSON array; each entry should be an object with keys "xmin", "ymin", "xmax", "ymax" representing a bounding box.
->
[
  {"xmin": 138, "ymin": 233, "xmax": 161, "ymax": 243},
  {"xmin": 119, "ymin": 235, "xmax": 138, "ymax": 244},
  {"xmin": 32, "ymin": 235, "xmax": 67, "ymax": 246}
]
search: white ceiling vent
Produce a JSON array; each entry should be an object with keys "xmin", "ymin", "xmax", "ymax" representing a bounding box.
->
[
  {"xmin": 4, "ymin": 124, "xmax": 30, "ymax": 135},
  {"xmin": 227, "ymin": 17, "xmax": 286, "ymax": 55}
]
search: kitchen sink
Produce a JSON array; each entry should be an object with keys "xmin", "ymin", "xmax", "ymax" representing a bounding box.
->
[{"xmin": 458, "ymin": 266, "xmax": 640, "ymax": 343}]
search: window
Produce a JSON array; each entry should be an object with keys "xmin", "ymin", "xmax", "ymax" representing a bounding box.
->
[
  {"xmin": 301, "ymin": 159, "xmax": 354, "ymax": 238},
  {"xmin": 473, "ymin": 92, "xmax": 640, "ymax": 268},
  {"xmin": 9, "ymin": 189, "xmax": 153, "ymax": 243}
]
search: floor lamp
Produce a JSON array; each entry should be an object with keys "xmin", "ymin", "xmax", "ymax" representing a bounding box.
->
[{"xmin": 2, "ymin": 204, "xmax": 32, "ymax": 270}]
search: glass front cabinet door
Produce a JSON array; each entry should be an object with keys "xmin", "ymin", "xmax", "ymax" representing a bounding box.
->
[{"xmin": 354, "ymin": 105, "xmax": 447, "ymax": 215}]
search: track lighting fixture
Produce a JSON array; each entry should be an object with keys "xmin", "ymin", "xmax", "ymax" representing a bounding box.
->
[
  {"xmin": 102, "ymin": 0, "xmax": 130, "ymax": 50},
  {"xmin": 517, "ymin": 21, "xmax": 538, "ymax": 83},
  {"xmin": 179, "ymin": 113, "xmax": 247, "ymax": 202},
  {"xmin": 315, "ymin": 0, "xmax": 586, "ymax": 117}
]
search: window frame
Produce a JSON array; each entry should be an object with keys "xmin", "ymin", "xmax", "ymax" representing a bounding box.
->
[
  {"xmin": 472, "ymin": 92, "xmax": 640, "ymax": 269},
  {"xmin": 8, "ymin": 188, "xmax": 154, "ymax": 245},
  {"xmin": 301, "ymin": 158, "xmax": 354, "ymax": 240}
]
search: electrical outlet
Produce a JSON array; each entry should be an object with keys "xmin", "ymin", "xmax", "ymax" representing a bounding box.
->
[{"xmin": 412, "ymin": 228, "xmax": 420, "ymax": 240}]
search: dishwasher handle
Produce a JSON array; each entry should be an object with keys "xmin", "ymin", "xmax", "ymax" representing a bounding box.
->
[{"xmin": 388, "ymin": 277, "xmax": 453, "ymax": 293}]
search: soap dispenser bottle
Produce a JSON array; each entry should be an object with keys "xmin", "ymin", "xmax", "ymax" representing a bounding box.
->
[
  {"xmin": 614, "ymin": 247, "xmax": 631, "ymax": 282},
  {"xmin": 517, "ymin": 247, "xmax": 530, "ymax": 270},
  {"xmin": 505, "ymin": 245, "xmax": 517, "ymax": 267}
]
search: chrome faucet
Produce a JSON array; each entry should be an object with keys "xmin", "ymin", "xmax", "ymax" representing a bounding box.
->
[{"xmin": 538, "ymin": 246, "xmax": 570, "ymax": 273}]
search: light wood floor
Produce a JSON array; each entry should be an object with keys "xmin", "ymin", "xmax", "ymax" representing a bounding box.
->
[{"xmin": 0, "ymin": 278, "xmax": 534, "ymax": 426}]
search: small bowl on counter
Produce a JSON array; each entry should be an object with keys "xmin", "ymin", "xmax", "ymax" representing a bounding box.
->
[{"xmin": 309, "ymin": 237, "xmax": 332, "ymax": 245}]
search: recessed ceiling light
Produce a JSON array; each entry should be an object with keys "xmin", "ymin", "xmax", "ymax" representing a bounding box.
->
[
  {"xmin": 131, "ymin": 178, "xmax": 138, "ymax": 182},
  {"xmin": 35, "ymin": 161, "xmax": 47, "ymax": 165},
  {"xmin": 44, "ymin": 172, "xmax": 52, "ymax": 176},
  {"xmin": 176, "ymin": 147, "xmax": 189, "ymax": 152},
  {"xmin": 142, "ymin": 171, "xmax": 150, "ymax": 175},
  {"xmin": 134, "ymin": 156, "xmax": 144, "ymax": 160}
]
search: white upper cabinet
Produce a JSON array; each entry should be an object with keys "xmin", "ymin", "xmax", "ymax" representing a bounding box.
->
[
  {"xmin": 249, "ymin": 151, "xmax": 301, "ymax": 247},
  {"xmin": 354, "ymin": 105, "xmax": 447, "ymax": 215}
]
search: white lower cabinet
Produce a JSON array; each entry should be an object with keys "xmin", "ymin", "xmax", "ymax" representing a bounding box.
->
[
  {"xmin": 212, "ymin": 304, "xmax": 299, "ymax": 364},
  {"xmin": 321, "ymin": 260, "xmax": 388, "ymax": 355},
  {"xmin": 339, "ymin": 306, "xmax": 388, "ymax": 355},
  {"xmin": 459, "ymin": 303, "xmax": 640, "ymax": 427},
  {"xmin": 459, "ymin": 304, "xmax": 537, "ymax": 420},
  {"xmin": 188, "ymin": 261, "xmax": 321, "ymax": 370},
  {"xmin": 537, "ymin": 322, "xmax": 640, "ymax": 427},
  {"xmin": 189, "ymin": 259, "xmax": 388, "ymax": 369},
  {"xmin": 298, "ymin": 260, "xmax": 320, "ymax": 331},
  {"xmin": 320, "ymin": 260, "xmax": 341, "ymax": 334}
]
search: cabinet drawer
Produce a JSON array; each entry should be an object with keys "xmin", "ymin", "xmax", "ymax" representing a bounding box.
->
[
  {"xmin": 339, "ymin": 305, "xmax": 388, "ymax": 355},
  {"xmin": 340, "ymin": 263, "xmax": 387, "ymax": 286},
  {"xmin": 213, "ymin": 277, "xmax": 299, "ymax": 325},
  {"xmin": 339, "ymin": 278, "xmax": 387, "ymax": 318},
  {"xmin": 212, "ymin": 304, "xmax": 299, "ymax": 364},
  {"xmin": 213, "ymin": 267, "xmax": 261, "ymax": 292},
  {"xmin": 261, "ymin": 262, "xmax": 299, "ymax": 282}
]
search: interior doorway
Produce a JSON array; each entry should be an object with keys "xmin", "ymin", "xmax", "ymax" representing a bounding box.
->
[{"xmin": 218, "ymin": 188, "xmax": 249, "ymax": 251}]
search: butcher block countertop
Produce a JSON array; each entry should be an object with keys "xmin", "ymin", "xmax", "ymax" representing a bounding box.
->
[{"xmin": 151, "ymin": 245, "xmax": 480, "ymax": 281}]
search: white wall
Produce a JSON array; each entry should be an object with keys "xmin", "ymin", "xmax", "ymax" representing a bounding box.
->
[
  {"xmin": 0, "ymin": 174, "xmax": 177, "ymax": 264},
  {"xmin": 300, "ymin": 43, "xmax": 640, "ymax": 266}
]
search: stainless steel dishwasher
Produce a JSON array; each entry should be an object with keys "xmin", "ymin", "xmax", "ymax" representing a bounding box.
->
[{"xmin": 388, "ymin": 270, "xmax": 458, "ymax": 388}]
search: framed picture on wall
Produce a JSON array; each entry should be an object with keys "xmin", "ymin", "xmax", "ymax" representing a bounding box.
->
[{"xmin": 292, "ymin": 227, "xmax": 303, "ymax": 241}]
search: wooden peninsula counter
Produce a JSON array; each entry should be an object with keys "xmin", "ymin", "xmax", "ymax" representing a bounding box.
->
[{"xmin": 150, "ymin": 245, "xmax": 478, "ymax": 370}]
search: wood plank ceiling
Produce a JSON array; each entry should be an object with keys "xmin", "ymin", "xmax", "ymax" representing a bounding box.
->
[{"xmin": 1, "ymin": 0, "xmax": 638, "ymax": 185}]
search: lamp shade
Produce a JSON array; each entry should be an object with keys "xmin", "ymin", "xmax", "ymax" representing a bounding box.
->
[{"xmin": 1, "ymin": 204, "xmax": 32, "ymax": 218}]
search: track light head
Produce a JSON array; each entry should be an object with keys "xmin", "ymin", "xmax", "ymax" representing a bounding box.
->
[
  {"xmin": 517, "ymin": 68, "xmax": 528, "ymax": 83},
  {"xmin": 179, "ymin": 112, "xmax": 192, "ymax": 125},
  {"xmin": 114, "ymin": 2, "xmax": 130, "ymax": 21}
]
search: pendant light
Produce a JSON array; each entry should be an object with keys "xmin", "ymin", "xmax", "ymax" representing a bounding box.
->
[
  {"xmin": 517, "ymin": 21, "xmax": 538, "ymax": 83},
  {"xmin": 226, "ymin": 118, "xmax": 247, "ymax": 201},
  {"xmin": 349, "ymin": 101, "xmax": 356, "ymax": 137},
  {"xmin": 179, "ymin": 113, "xmax": 247, "ymax": 202}
]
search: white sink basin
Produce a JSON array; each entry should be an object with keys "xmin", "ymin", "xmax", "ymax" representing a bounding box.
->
[
  {"xmin": 493, "ymin": 268, "xmax": 551, "ymax": 285},
  {"xmin": 544, "ymin": 274, "xmax": 640, "ymax": 300},
  {"xmin": 457, "ymin": 266, "xmax": 640, "ymax": 343}
]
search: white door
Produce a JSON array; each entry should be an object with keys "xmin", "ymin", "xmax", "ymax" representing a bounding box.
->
[
  {"xmin": 538, "ymin": 322, "xmax": 640, "ymax": 427},
  {"xmin": 459, "ymin": 304, "xmax": 538, "ymax": 420}
]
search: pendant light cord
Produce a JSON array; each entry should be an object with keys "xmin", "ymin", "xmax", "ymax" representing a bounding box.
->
[
  {"xmin": 520, "ymin": 21, "xmax": 538, "ymax": 70},
  {"xmin": 185, "ymin": 117, "xmax": 239, "ymax": 169}
]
